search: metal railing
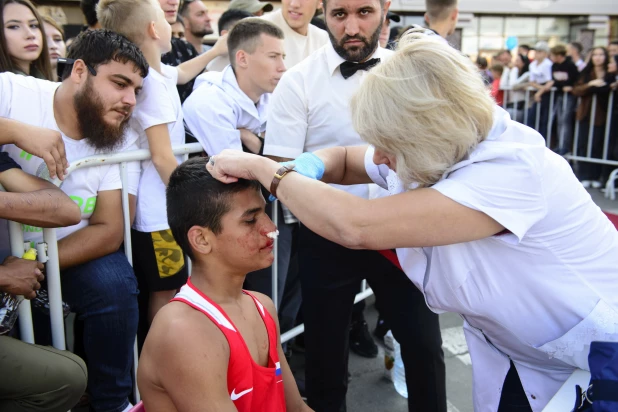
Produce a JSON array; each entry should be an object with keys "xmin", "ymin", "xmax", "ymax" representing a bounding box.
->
[
  {"xmin": 501, "ymin": 86, "xmax": 618, "ymax": 197},
  {"xmin": 6, "ymin": 143, "xmax": 374, "ymax": 403}
]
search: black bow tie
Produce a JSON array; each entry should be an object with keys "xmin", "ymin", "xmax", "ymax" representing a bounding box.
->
[{"xmin": 339, "ymin": 58, "xmax": 381, "ymax": 79}]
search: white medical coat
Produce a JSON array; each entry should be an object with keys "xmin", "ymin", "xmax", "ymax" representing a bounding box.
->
[{"xmin": 364, "ymin": 107, "xmax": 618, "ymax": 411}]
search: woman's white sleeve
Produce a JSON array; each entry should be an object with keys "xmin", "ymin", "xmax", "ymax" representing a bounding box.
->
[{"xmin": 432, "ymin": 148, "xmax": 547, "ymax": 243}]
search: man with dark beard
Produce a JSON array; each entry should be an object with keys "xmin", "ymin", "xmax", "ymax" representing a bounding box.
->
[
  {"xmin": 0, "ymin": 29, "xmax": 148, "ymax": 412},
  {"xmin": 262, "ymin": 0, "xmax": 447, "ymax": 410}
]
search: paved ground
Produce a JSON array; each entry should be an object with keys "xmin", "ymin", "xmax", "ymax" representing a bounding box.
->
[{"xmin": 286, "ymin": 296, "xmax": 474, "ymax": 412}]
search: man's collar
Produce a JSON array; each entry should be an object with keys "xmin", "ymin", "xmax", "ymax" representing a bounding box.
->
[
  {"xmin": 326, "ymin": 44, "xmax": 384, "ymax": 76},
  {"xmin": 223, "ymin": 65, "xmax": 267, "ymax": 114}
]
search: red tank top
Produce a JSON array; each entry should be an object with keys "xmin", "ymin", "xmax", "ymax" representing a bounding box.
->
[{"xmin": 171, "ymin": 279, "xmax": 286, "ymax": 412}]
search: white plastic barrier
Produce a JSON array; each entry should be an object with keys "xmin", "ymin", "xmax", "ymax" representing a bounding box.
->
[{"xmin": 6, "ymin": 143, "xmax": 375, "ymax": 401}]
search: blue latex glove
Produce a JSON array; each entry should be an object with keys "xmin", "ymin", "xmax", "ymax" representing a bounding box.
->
[{"xmin": 269, "ymin": 152, "xmax": 325, "ymax": 201}]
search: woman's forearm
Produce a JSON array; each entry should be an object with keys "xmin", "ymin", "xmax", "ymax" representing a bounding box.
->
[
  {"xmin": 313, "ymin": 147, "xmax": 347, "ymax": 184},
  {"xmin": 313, "ymin": 145, "xmax": 371, "ymax": 185}
]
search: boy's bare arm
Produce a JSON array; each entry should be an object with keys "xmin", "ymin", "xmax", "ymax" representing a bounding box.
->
[
  {"xmin": 255, "ymin": 292, "xmax": 315, "ymax": 412},
  {"xmin": 142, "ymin": 304, "xmax": 239, "ymax": 412},
  {"xmin": 145, "ymin": 124, "xmax": 178, "ymax": 185}
]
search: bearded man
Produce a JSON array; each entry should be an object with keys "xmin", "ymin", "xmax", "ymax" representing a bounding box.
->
[
  {"xmin": 0, "ymin": 29, "xmax": 148, "ymax": 412},
  {"xmin": 261, "ymin": 0, "xmax": 448, "ymax": 410}
]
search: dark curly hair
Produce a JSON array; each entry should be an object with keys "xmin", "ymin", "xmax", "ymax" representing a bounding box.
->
[{"xmin": 61, "ymin": 28, "xmax": 148, "ymax": 80}]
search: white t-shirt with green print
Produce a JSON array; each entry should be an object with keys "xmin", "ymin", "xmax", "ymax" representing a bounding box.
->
[{"xmin": 0, "ymin": 72, "xmax": 126, "ymax": 243}]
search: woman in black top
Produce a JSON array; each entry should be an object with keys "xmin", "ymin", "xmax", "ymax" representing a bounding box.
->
[{"xmin": 572, "ymin": 46, "xmax": 615, "ymax": 187}]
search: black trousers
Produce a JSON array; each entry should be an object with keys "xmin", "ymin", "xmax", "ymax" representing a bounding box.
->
[
  {"xmin": 498, "ymin": 362, "xmax": 532, "ymax": 412},
  {"xmin": 299, "ymin": 225, "xmax": 446, "ymax": 412}
]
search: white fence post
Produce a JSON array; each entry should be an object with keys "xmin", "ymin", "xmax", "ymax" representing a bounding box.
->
[
  {"xmin": 572, "ymin": 97, "xmax": 582, "ymax": 156},
  {"xmin": 602, "ymin": 91, "xmax": 614, "ymax": 160},
  {"xmin": 43, "ymin": 228, "xmax": 66, "ymax": 350},
  {"xmin": 546, "ymin": 88, "xmax": 556, "ymax": 149},
  {"xmin": 587, "ymin": 95, "xmax": 598, "ymax": 158}
]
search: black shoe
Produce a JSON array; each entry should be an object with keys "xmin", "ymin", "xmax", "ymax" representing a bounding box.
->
[
  {"xmin": 373, "ymin": 316, "xmax": 390, "ymax": 343},
  {"xmin": 349, "ymin": 320, "xmax": 378, "ymax": 358}
]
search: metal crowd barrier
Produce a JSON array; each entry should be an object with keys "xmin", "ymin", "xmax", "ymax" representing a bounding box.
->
[
  {"xmin": 6, "ymin": 142, "xmax": 374, "ymax": 402},
  {"xmin": 501, "ymin": 85, "xmax": 618, "ymax": 197}
]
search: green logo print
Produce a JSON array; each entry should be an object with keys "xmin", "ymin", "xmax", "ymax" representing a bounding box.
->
[
  {"xmin": 21, "ymin": 195, "xmax": 95, "ymax": 235},
  {"xmin": 21, "ymin": 224, "xmax": 43, "ymax": 233},
  {"xmin": 70, "ymin": 195, "xmax": 97, "ymax": 213},
  {"xmin": 19, "ymin": 150, "xmax": 33, "ymax": 160}
]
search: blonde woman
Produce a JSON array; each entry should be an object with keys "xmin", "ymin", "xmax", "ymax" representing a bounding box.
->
[{"xmin": 207, "ymin": 29, "xmax": 618, "ymax": 411}]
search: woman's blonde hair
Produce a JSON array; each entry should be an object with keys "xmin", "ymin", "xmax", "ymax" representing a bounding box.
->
[{"xmin": 351, "ymin": 28, "xmax": 495, "ymax": 188}]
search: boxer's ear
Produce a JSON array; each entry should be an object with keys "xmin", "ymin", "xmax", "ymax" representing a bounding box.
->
[{"xmin": 188, "ymin": 226, "xmax": 212, "ymax": 256}]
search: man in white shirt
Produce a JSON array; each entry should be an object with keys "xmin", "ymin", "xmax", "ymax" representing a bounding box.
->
[
  {"xmin": 179, "ymin": 0, "xmax": 214, "ymax": 54},
  {"xmin": 262, "ymin": 0, "xmax": 329, "ymax": 68},
  {"xmin": 0, "ymin": 30, "xmax": 147, "ymax": 412},
  {"xmin": 184, "ymin": 18, "xmax": 285, "ymax": 156},
  {"xmin": 263, "ymin": 0, "xmax": 446, "ymax": 409},
  {"xmin": 526, "ymin": 41, "xmax": 553, "ymax": 139}
]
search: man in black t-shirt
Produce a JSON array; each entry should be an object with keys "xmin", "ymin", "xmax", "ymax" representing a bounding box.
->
[
  {"xmin": 159, "ymin": 0, "xmax": 200, "ymax": 103},
  {"xmin": 535, "ymin": 44, "xmax": 579, "ymax": 154}
]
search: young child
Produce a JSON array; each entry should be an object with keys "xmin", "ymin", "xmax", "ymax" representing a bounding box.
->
[
  {"xmin": 490, "ymin": 62, "xmax": 504, "ymax": 106},
  {"xmin": 96, "ymin": 0, "xmax": 228, "ymax": 328},
  {"xmin": 138, "ymin": 157, "xmax": 313, "ymax": 412}
]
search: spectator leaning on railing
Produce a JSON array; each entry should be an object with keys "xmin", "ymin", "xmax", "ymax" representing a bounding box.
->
[
  {"xmin": 534, "ymin": 44, "xmax": 579, "ymax": 155},
  {"xmin": 572, "ymin": 46, "xmax": 615, "ymax": 189},
  {"xmin": 568, "ymin": 41, "xmax": 586, "ymax": 72},
  {"xmin": 499, "ymin": 53, "xmax": 530, "ymax": 123},
  {"xmin": 525, "ymin": 41, "xmax": 553, "ymax": 139},
  {"xmin": 0, "ymin": 118, "xmax": 86, "ymax": 412},
  {"xmin": 0, "ymin": 29, "xmax": 148, "ymax": 412}
]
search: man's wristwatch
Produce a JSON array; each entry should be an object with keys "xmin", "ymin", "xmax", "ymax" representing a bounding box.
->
[{"xmin": 270, "ymin": 164, "xmax": 296, "ymax": 198}]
